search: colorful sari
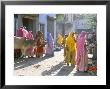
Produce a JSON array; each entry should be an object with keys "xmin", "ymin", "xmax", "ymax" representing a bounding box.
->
[
  {"xmin": 45, "ymin": 32, "xmax": 54, "ymax": 57},
  {"xmin": 57, "ymin": 34, "xmax": 63, "ymax": 48},
  {"xmin": 65, "ymin": 32, "xmax": 76, "ymax": 67},
  {"xmin": 76, "ymin": 31, "xmax": 88, "ymax": 71},
  {"xmin": 36, "ymin": 31, "xmax": 44, "ymax": 58},
  {"xmin": 16, "ymin": 26, "xmax": 28, "ymax": 38},
  {"xmin": 62, "ymin": 34, "xmax": 68, "ymax": 62}
]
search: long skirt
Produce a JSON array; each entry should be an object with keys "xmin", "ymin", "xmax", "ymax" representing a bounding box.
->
[
  {"xmin": 64, "ymin": 46, "xmax": 67, "ymax": 62},
  {"xmin": 35, "ymin": 46, "xmax": 44, "ymax": 58},
  {"xmin": 76, "ymin": 47, "xmax": 88, "ymax": 71},
  {"xmin": 65, "ymin": 47, "xmax": 76, "ymax": 67},
  {"xmin": 45, "ymin": 45, "xmax": 54, "ymax": 57}
]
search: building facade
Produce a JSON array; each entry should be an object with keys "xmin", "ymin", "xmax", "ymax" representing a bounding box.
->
[
  {"xmin": 39, "ymin": 14, "xmax": 56, "ymax": 42},
  {"xmin": 14, "ymin": 14, "xmax": 56, "ymax": 43},
  {"xmin": 56, "ymin": 14, "xmax": 96, "ymax": 36},
  {"xmin": 74, "ymin": 19, "xmax": 92, "ymax": 33},
  {"xmin": 14, "ymin": 14, "xmax": 39, "ymax": 38},
  {"xmin": 56, "ymin": 14, "xmax": 75, "ymax": 37}
]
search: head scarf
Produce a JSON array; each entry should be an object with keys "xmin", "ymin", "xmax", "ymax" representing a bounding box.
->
[
  {"xmin": 65, "ymin": 32, "xmax": 75, "ymax": 50},
  {"xmin": 47, "ymin": 32, "xmax": 51, "ymax": 44},
  {"xmin": 57, "ymin": 34, "xmax": 63, "ymax": 45},
  {"xmin": 36, "ymin": 31, "xmax": 42, "ymax": 38},
  {"xmin": 50, "ymin": 33, "xmax": 54, "ymax": 42},
  {"xmin": 27, "ymin": 31, "xmax": 34, "ymax": 40}
]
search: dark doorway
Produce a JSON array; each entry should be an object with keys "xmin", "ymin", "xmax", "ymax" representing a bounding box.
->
[{"xmin": 22, "ymin": 17, "xmax": 33, "ymax": 32}]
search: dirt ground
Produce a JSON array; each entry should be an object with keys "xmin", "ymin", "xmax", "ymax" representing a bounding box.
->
[{"xmin": 14, "ymin": 49, "xmax": 96, "ymax": 76}]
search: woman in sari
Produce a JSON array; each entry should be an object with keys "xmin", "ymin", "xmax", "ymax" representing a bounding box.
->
[
  {"xmin": 62, "ymin": 34, "xmax": 68, "ymax": 62},
  {"xmin": 35, "ymin": 31, "xmax": 44, "ymax": 58},
  {"xmin": 76, "ymin": 31, "xmax": 88, "ymax": 72},
  {"xmin": 57, "ymin": 33, "xmax": 63, "ymax": 49},
  {"xmin": 45, "ymin": 32, "xmax": 54, "ymax": 57},
  {"xmin": 65, "ymin": 32, "xmax": 76, "ymax": 67}
]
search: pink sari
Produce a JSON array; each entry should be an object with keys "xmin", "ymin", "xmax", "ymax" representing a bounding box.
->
[{"xmin": 76, "ymin": 32, "xmax": 88, "ymax": 71}]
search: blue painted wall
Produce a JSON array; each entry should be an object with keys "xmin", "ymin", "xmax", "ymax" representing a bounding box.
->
[
  {"xmin": 39, "ymin": 14, "xmax": 56, "ymax": 41},
  {"xmin": 39, "ymin": 14, "xmax": 47, "ymax": 39}
]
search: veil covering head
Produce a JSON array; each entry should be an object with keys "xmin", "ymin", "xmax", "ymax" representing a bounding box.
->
[
  {"xmin": 65, "ymin": 32, "xmax": 76, "ymax": 50},
  {"xmin": 57, "ymin": 33, "xmax": 63, "ymax": 45}
]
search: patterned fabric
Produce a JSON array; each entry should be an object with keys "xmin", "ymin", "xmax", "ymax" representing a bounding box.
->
[{"xmin": 35, "ymin": 31, "xmax": 44, "ymax": 57}]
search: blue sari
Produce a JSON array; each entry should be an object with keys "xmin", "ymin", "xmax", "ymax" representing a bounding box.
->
[{"xmin": 45, "ymin": 32, "xmax": 54, "ymax": 57}]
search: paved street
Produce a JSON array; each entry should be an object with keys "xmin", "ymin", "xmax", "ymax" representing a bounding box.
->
[{"xmin": 14, "ymin": 49, "xmax": 96, "ymax": 76}]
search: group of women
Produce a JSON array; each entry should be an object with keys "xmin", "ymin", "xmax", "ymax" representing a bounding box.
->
[
  {"xmin": 33, "ymin": 30, "xmax": 90, "ymax": 72},
  {"xmin": 62, "ymin": 31, "xmax": 88, "ymax": 72}
]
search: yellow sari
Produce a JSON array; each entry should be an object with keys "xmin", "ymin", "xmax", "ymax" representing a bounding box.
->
[
  {"xmin": 62, "ymin": 35, "xmax": 68, "ymax": 62},
  {"xmin": 57, "ymin": 34, "xmax": 63, "ymax": 45},
  {"xmin": 65, "ymin": 32, "xmax": 76, "ymax": 67}
]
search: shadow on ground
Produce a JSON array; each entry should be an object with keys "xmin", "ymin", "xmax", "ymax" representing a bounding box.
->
[
  {"xmin": 42, "ymin": 62, "xmax": 74, "ymax": 76},
  {"xmin": 41, "ymin": 62, "xmax": 64, "ymax": 76},
  {"xmin": 14, "ymin": 56, "xmax": 53, "ymax": 70},
  {"xmin": 73, "ymin": 71, "xmax": 96, "ymax": 76},
  {"xmin": 55, "ymin": 66, "xmax": 74, "ymax": 76}
]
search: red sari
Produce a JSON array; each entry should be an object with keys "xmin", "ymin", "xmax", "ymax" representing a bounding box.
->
[
  {"xmin": 36, "ymin": 38, "xmax": 44, "ymax": 53},
  {"xmin": 36, "ymin": 31, "xmax": 44, "ymax": 58}
]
